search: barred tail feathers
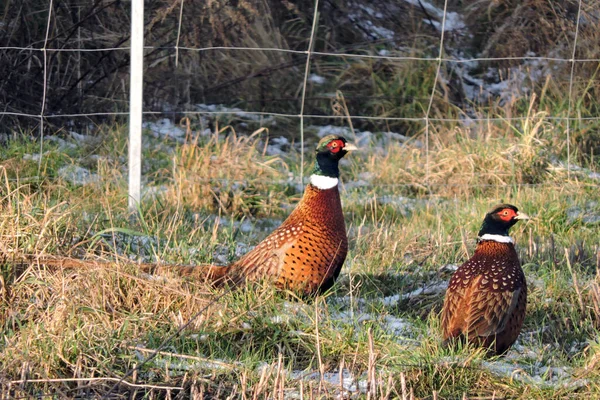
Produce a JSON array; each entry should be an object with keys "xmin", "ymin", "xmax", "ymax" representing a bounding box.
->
[{"xmin": 19, "ymin": 255, "xmax": 231, "ymax": 284}]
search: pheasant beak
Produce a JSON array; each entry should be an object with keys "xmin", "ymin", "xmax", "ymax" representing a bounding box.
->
[
  {"xmin": 343, "ymin": 143, "xmax": 359, "ymax": 152},
  {"xmin": 514, "ymin": 211, "xmax": 530, "ymax": 220}
]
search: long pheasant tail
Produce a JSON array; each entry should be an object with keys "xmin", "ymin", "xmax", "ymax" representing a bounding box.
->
[
  {"xmin": 17, "ymin": 255, "xmax": 231, "ymax": 286},
  {"xmin": 149, "ymin": 263, "xmax": 231, "ymax": 285}
]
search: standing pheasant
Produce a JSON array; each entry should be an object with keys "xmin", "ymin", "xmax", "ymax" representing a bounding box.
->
[
  {"xmin": 204, "ymin": 134, "xmax": 357, "ymax": 295},
  {"xmin": 441, "ymin": 204, "xmax": 529, "ymax": 355}
]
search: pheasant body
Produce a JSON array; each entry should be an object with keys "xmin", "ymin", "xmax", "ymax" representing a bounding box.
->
[
  {"xmin": 223, "ymin": 182, "xmax": 347, "ymax": 294},
  {"xmin": 208, "ymin": 134, "xmax": 356, "ymax": 295},
  {"xmin": 441, "ymin": 204, "xmax": 529, "ymax": 355}
]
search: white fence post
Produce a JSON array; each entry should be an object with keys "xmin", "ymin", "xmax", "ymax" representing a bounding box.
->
[{"xmin": 128, "ymin": 0, "xmax": 144, "ymax": 211}]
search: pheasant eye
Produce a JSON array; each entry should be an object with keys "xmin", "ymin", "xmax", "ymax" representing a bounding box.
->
[
  {"xmin": 498, "ymin": 209, "xmax": 515, "ymax": 221},
  {"xmin": 327, "ymin": 140, "xmax": 343, "ymax": 153}
]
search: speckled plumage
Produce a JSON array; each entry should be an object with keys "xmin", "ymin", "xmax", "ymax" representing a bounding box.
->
[
  {"xmin": 206, "ymin": 135, "xmax": 356, "ymax": 296},
  {"xmin": 216, "ymin": 182, "xmax": 348, "ymax": 294},
  {"xmin": 441, "ymin": 204, "xmax": 529, "ymax": 355}
]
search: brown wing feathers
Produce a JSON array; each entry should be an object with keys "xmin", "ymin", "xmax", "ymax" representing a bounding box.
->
[{"xmin": 441, "ymin": 204, "xmax": 529, "ymax": 355}]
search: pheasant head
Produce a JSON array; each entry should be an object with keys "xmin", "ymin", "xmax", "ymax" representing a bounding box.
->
[
  {"xmin": 310, "ymin": 135, "xmax": 358, "ymax": 189},
  {"xmin": 477, "ymin": 204, "xmax": 529, "ymax": 243}
]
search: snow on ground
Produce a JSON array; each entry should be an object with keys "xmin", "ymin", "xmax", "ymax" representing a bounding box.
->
[
  {"xmin": 457, "ymin": 52, "xmax": 552, "ymax": 106},
  {"xmin": 380, "ymin": 281, "xmax": 448, "ymax": 308},
  {"xmin": 402, "ymin": 0, "xmax": 466, "ymax": 32},
  {"xmin": 265, "ymin": 136, "xmax": 291, "ymax": 156},
  {"xmin": 308, "ymin": 74, "xmax": 326, "ymax": 85},
  {"xmin": 480, "ymin": 358, "xmax": 587, "ymax": 389},
  {"xmin": 143, "ymin": 118, "xmax": 186, "ymax": 140},
  {"xmin": 57, "ymin": 165, "xmax": 100, "ymax": 186},
  {"xmin": 566, "ymin": 202, "xmax": 600, "ymax": 224},
  {"xmin": 347, "ymin": 3, "xmax": 395, "ymax": 41},
  {"xmin": 288, "ymin": 368, "xmax": 369, "ymax": 397},
  {"xmin": 311, "ymin": 125, "xmax": 422, "ymax": 151},
  {"xmin": 329, "ymin": 309, "xmax": 413, "ymax": 337}
]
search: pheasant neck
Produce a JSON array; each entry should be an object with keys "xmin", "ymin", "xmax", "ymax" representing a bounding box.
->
[
  {"xmin": 310, "ymin": 153, "xmax": 340, "ymax": 190},
  {"xmin": 313, "ymin": 152, "xmax": 340, "ymax": 178}
]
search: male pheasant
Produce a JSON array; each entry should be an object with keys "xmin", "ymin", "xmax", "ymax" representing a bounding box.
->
[
  {"xmin": 204, "ymin": 134, "xmax": 357, "ymax": 295},
  {"xmin": 441, "ymin": 204, "xmax": 529, "ymax": 355}
]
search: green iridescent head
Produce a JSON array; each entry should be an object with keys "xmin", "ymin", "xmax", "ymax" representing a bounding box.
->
[{"xmin": 312, "ymin": 135, "xmax": 358, "ymax": 178}]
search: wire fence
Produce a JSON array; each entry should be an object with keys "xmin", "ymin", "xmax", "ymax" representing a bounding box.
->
[{"xmin": 1, "ymin": 0, "xmax": 599, "ymax": 200}]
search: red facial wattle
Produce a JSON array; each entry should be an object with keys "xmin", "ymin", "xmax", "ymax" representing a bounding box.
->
[
  {"xmin": 498, "ymin": 209, "xmax": 517, "ymax": 221},
  {"xmin": 327, "ymin": 139, "xmax": 345, "ymax": 153}
]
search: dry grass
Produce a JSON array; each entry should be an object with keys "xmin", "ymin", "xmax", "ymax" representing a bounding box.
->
[
  {"xmin": 1, "ymin": 117, "xmax": 600, "ymax": 398},
  {"xmin": 168, "ymin": 124, "xmax": 290, "ymax": 217}
]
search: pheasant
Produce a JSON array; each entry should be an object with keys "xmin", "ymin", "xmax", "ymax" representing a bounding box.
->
[
  {"xmin": 205, "ymin": 134, "xmax": 357, "ymax": 295},
  {"xmin": 440, "ymin": 204, "xmax": 529, "ymax": 355},
  {"xmin": 23, "ymin": 135, "xmax": 357, "ymax": 297}
]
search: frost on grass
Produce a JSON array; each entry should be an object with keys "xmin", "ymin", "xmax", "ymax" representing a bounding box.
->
[
  {"xmin": 402, "ymin": 0, "xmax": 466, "ymax": 32},
  {"xmin": 58, "ymin": 165, "xmax": 100, "ymax": 186},
  {"xmin": 288, "ymin": 369, "xmax": 369, "ymax": 397},
  {"xmin": 143, "ymin": 118, "xmax": 186, "ymax": 140},
  {"xmin": 380, "ymin": 280, "xmax": 448, "ymax": 308}
]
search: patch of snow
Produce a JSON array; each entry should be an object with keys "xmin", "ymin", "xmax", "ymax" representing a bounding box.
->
[
  {"xmin": 133, "ymin": 347, "xmax": 235, "ymax": 372},
  {"xmin": 313, "ymin": 125, "xmax": 353, "ymax": 138},
  {"xmin": 458, "ymin": 53, "xmax": 548, "ymax": 105},
  {"xmin": 330, "ymin": 309, "xmax": 413, "ymax": 337},
  {"xmin": 380, "ymin": 281, "xmax": 448, "ymax": 307},
  {"xmin": 269, "ymin": 315, "xmax": 289, "ymax": 324},
  {"xmin": 364, "ymin": 20, "xmax": 395, "ymax": 40},
  {"xmin": 45, "ymin": 135, "xmax": 77, "ymax": 150},
  {"xmin": 289, "ymin": 369, "xmax": 368, "ymax": 395},
  {"xmin": 266, "ymin": 136, "xmax": 291, "ymax": 156},
  {"xmin": 566, "ymin": 201, "xmax": 600, "ymax": 225},
  {"xmin": 347, "ymin": 4, "xmax": 396, "ymax": 40},
  {"xmin": 481, "ymin": 360, "xmax": 587, "ymax": 389},
  {"xmin": 402, "ymin": 0, "xmax": 466, "ymax": 32},
  {"xmin": 143, "ymin": 185, "xmax": 168, "ymax": 197},
  {"xmin": 439, "ymin": 264, "xmax": 459, "ymax": 273},
  {"xmin": 58, "ymin": 165, "xmax": 100, "ymax": 186},
  {"xmin": 69, "ymin": 131, "xmax": 96, "ymax": 144},
  {"xmin": 213, "ymin": 242, "xmax": 252, "ymax": 264},
  {"xmin": 23, "ymin": 153, "xmax": 44, "ymax": 162},
  {"xmin": 343, "ymin": 180, "xmax": 371, "ymax": 190},
  {"xmin": 308, "ymin": 74, "xmax": 326, "ymax": 85},
  {"xmin": 143, "ymin": 118, "xmax": 186, "ymax": 140}
]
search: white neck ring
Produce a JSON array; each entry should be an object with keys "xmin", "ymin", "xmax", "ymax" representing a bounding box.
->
[
  {"xmin": 310, "ymin": 174, "xmax": 339, "ymax": 190},
  {"xmin": 478, "ymin": 234, "xmax": 514, "ymax": 244}
]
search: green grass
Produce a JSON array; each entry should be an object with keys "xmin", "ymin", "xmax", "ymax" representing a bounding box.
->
[{"xmin": 1, "ymin": 118, "xmax": 600, "ymax": 399}]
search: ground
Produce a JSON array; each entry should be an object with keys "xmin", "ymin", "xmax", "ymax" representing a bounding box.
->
[{"xmin": 1, "ymin": 117, "xmax": 600, "ymax": 399}]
